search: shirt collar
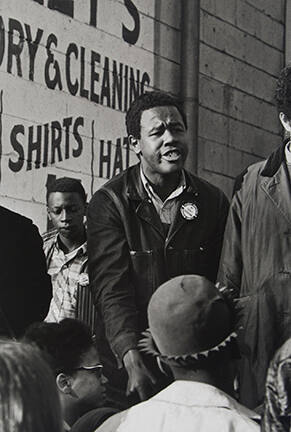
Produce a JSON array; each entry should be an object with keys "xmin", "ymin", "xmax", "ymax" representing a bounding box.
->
[
  {"xmin": 63, "ymin": 420, "xmax": 71, "ymax": 431},
  {"xmin": 140, "ymin": 166, "xmax": 186, "ymax": 202},
  {"xmin": 54, "ymin": 233, "xmax": 87, "ymax": 256},
  {"xmin": 154, "ymin": 381, "xmax": 260, "ymax": 421}
]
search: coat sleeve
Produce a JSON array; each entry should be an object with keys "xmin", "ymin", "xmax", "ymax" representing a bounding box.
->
[
  {"xmin": 209, "ymin": 190, "xmax": 230, "ymax": 283},
  {"xmin": 87, "ymin": 189, "xmax": 139, "ymax": 362},
  {"xmin": 217, "ymin": 187, "xmax": 243, "ymax": 296},
  {"xmin": 19, "ymin": 221, "xmax": 52, "ymax": 331}
]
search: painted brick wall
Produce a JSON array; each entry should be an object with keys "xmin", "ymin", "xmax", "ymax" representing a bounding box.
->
[
  {"xmin": 0, "ymin": 0, "xmax": 287, "ymax": 224},
  {"xmin": 198, "ymin": 0, "xmax": 286, "ymax": 198},
  {"xmin": 0, "ymin": 0, "xmax": 182, "ymax": 231}
]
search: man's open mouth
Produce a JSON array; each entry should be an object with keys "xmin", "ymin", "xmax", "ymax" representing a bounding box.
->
[
  {"xmin": 162, "ymin": 149, "xmax": 181, "ymax": 162},
  {"xmin": 62, "ymin": 225, "xmax": 74, "ymax": 231}
]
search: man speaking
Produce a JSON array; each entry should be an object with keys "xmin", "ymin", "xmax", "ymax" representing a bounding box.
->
[{"xmin": 87, "ymin": 91, "xmax": 229, "ymax": 406}]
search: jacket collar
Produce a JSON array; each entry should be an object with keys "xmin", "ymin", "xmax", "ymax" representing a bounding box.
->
[
  {"xmin": 259, "ymin": 141, "xmax": 291, "ymax": 224},
  {"xmin": 126, "ymin": 164, "xmax": 199, "ymax": 201},
  {"xmin": 125, "ymin": 164, "xmax": 200, "ymax": 242},
  {"xmin": 261, "ymin": 161, "xmax": 291, "ymax": 225},
  {"xmin": 261, "ymin": 141, "xmax": 286, "ymax": 177}
]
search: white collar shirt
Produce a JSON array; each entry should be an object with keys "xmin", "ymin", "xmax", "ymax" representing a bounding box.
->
[{"xmin": 97, "ymin": 381, "xmax": 260, "ymax": 432}]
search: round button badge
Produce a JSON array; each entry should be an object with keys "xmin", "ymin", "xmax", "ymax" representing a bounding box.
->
[{"xmin": 180, "ymin": 202, "xmax": 198, "ymax": 220}]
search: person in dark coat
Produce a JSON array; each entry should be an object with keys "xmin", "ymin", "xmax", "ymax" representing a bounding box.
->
[
  {"xmin": 87, "ymin": 91, "xmax": 229, "ymax": 407},
  {"xmin": 0, "ymin": 205, "xmax": 52, "ymax": 337},
  {"xmin": 218, "ymin": 65, "xmax": 291, "ymax": 409}
]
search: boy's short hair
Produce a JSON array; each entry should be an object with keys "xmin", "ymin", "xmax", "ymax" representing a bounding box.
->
[
  {"xmin": 46, "ymin": 177, "xmax": 87, "ymax": 204},
  {"xmin": 125, "ymin": 91, "xmax": 187, "ymax": 139},
  {"xmin": 23, "ymin": 318, "xmax": 94, "ymax": 375}
]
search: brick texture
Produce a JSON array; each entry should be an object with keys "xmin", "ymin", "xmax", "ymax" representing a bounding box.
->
[{"xmin": 198, "ymin": 0, "xmax": 286, "ymax": 198}]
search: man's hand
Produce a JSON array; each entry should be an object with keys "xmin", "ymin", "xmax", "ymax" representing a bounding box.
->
[{"xmin": 123, "ymin": 349, "xmax": 157, "ymax": 401}]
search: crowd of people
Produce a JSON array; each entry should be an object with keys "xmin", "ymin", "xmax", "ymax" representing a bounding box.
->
[{"xmin": 0, "ymin": 65, "xmax": 291, "ymax": 431}]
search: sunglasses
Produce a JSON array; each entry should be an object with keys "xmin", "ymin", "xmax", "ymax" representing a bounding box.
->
[{"xmin": 72, "ymin": 364, "xmax": 103, "ymax": 378}]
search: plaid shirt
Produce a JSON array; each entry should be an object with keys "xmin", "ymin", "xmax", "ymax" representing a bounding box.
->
[{"xmin": 43, "ymin": 229, "xmax": 88, "ymax": 322}]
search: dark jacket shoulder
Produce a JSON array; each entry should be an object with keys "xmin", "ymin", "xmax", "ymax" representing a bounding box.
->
[
  {"xmin": 233, "ymin": 143, "xmax": 285, "ymax": 195},
  {"xmin": 97, "ymin": 165, "xmax": 138, "ymax": 198},
  {"xmin": 185, "ymin": 170, "xmax": 228, "ymax": 200},
  {"xmin": 95, "ymin": 164, "xmax": 228, "ymax": 204},
  {"xmin": 0, "ymin": 205, "xmax": 34, "ymax": 227},
  {"xmin": 0, "ymin": 206, "xmax": 39, "ymax": 244}
]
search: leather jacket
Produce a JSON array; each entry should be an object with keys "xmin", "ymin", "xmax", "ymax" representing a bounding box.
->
[{"xmin": 87, "ymin": 164, "xmax": 229, "ymax": 362}]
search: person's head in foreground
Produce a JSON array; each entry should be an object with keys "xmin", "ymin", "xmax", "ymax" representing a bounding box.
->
[
  {"xmin": 126, "ymin": 91, "xmax": 188, "ymax": 185},
  {"xmin": 98, "ymin": 275, "xmax": 260, "ymax": 432},
  {"xmin": 141, "ymin": 274, "xmax": 238, "ymax": 393},
  {"xmin": 263, "ymin": 337, "xmax": 291, "ymax": 432},
  {"xmin": 0, "ymin": 340, "xmax": 62, "ymax": 432},
  {"xmin": 23, "ymin": 318, "xmax": 108, "ymax": 428}
]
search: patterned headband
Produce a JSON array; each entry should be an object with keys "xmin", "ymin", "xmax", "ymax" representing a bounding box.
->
[{"xmin": 138, "ymin": 329, "xmax": 238, "ymax": 368}]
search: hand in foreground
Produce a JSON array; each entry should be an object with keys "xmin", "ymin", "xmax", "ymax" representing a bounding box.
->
[{"xmin": 123, "ymin": 349, "xmax": 157, "ymax": 401}]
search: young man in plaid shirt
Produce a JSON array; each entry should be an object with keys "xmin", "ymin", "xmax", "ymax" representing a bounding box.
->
[{"xmin": 43, "ymin": 177, "xmax": 95, "ymax": 328}]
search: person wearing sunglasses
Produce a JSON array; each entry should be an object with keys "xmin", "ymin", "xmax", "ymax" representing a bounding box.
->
[{"xmin": 23, "ymin": 318, "xmax": 117, "ymax": 431}]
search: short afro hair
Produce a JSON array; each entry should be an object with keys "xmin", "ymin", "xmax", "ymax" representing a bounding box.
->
[
  {"xmin": 46, "ymin": 177, "xmax": 87, "ymax": 204},
  {"xmin": 275, "ymin": 65, "xmax": 291, "ymax": 119},
  {"xmin": 23, "ymin": 319, "xmax": 94, "ymax": 375},
  {"xmin": 126, "ymin": 91, "xmax": 187, "ymax": 139}
]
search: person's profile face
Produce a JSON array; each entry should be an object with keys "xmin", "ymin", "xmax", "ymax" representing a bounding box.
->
[
  {"xmin": 70, "ymin": 346, "xmax": 107, "ymax": 411},
  {"xmin": 132, "ymin": 105, "xmax": 188, "ymax": 183}
]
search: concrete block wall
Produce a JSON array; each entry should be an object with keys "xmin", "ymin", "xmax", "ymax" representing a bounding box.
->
[
  {"xmin": 0, "ymin": 0, "xmax": 182, "ymax": 231},
  {"xmin": 198, "ymin": 0, "xmax": 286, "ymax": 198},
  {"xmin": 0, "ymin": 0, "xmax": 287, "ymax": 224}
]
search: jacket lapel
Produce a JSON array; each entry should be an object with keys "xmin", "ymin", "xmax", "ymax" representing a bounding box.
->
[
  {"xmin": 126, "ymin": 164, "xmax": 201, "ymax": 240},
  {"xmin": 261, "ymin": 142, "xmax": 286, "ymax": 177},
  {"xmin": 261, "ymin": 163, "xmax": 291, "ymax": 225},
  {"xmin": 136, "ymin": 199, "xmax": 165, "ymax": 239},
  {"xmin": 126, "ymin": 164, "xmax": 165, "ymax": 239}
]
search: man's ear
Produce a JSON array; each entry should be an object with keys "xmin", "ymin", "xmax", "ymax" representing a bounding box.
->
[
  {"xmin": 279, "ymin": 112, "xmax": 291, "ymax": 132},
  {"xmin": 56, "ymin": 373, "xmax": 73, "ymax": 395},
  {"xmin": 129, "ymin": 135, "xmax": 141, "ymax": 156},
  {"xmin": 47, "ymin": 206, "xmax": 52, "ymax": 221}
]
